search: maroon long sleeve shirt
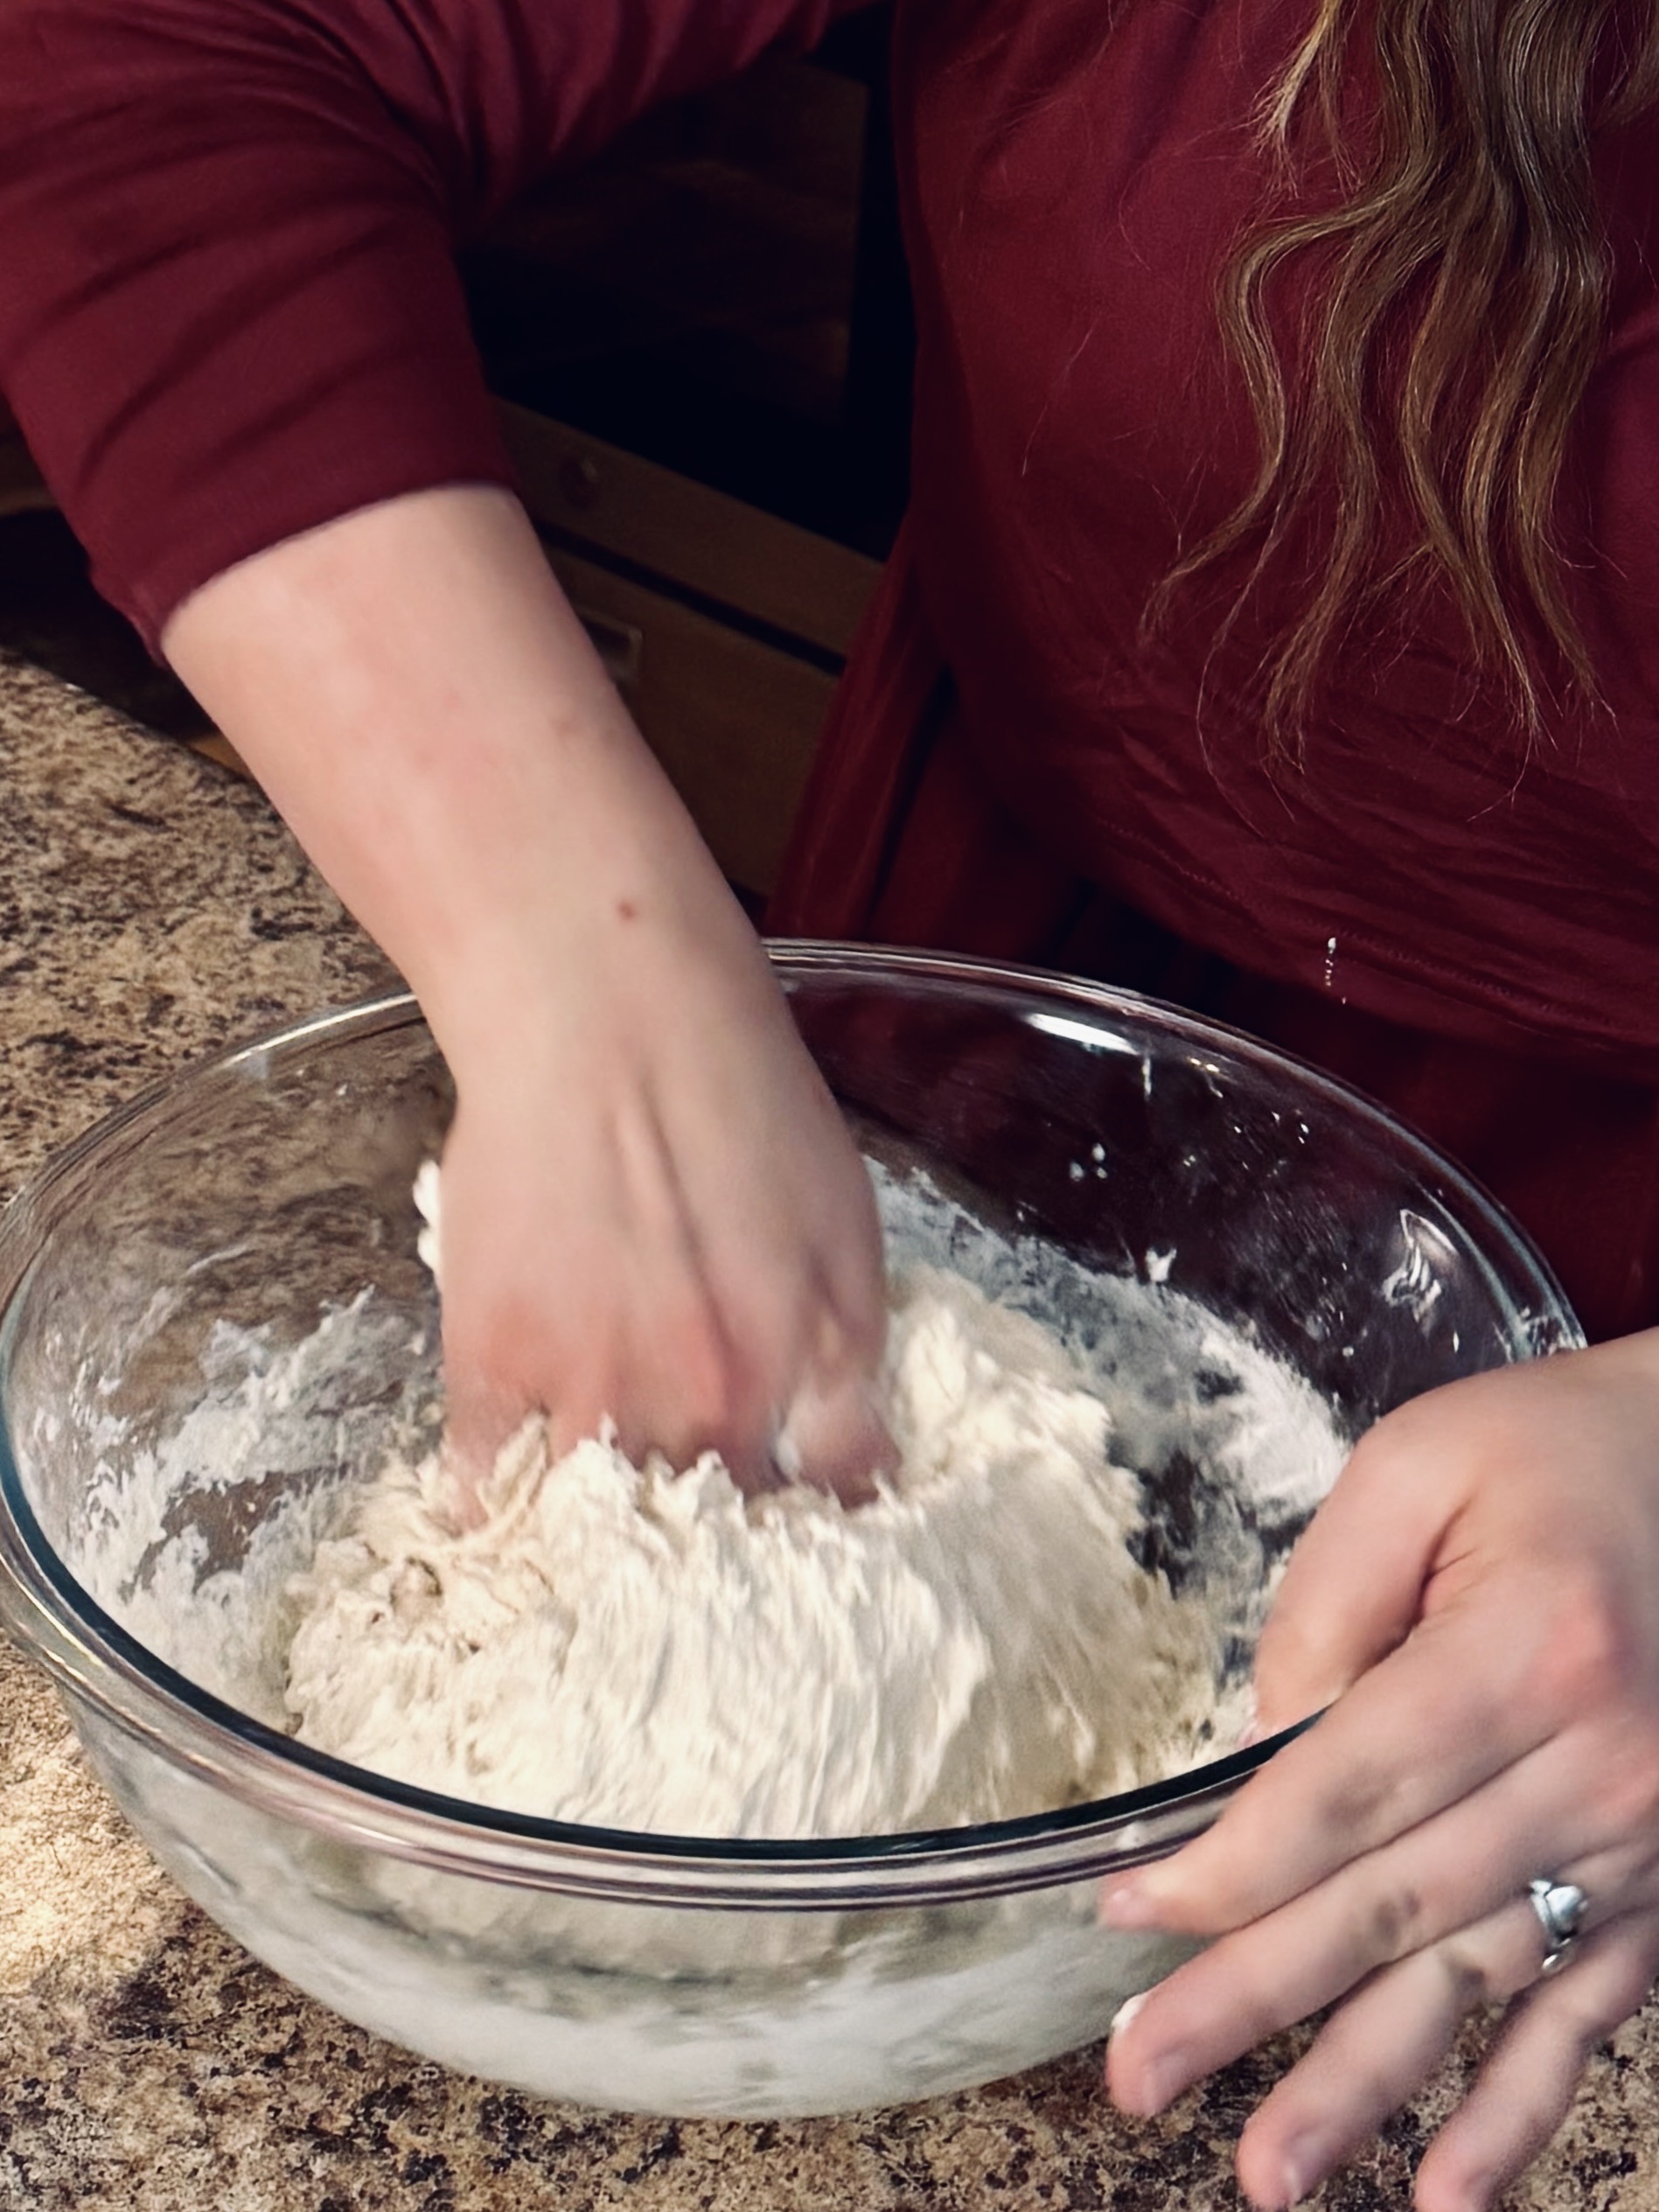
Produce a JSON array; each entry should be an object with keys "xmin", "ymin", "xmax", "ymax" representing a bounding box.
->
[{"xmin": 2, "ymin": 0, "xmax": 1656, "ymax": 1331}]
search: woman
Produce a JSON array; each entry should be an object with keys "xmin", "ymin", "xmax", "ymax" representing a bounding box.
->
[{"xmin": 3, "ymin": 2, "xmax": 1658, "ymax": 2203}]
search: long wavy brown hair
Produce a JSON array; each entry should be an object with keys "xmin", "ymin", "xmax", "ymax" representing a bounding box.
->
[{"xmin": 1155, "ymin": 0, "xmax": 1659, "ymax": 755}]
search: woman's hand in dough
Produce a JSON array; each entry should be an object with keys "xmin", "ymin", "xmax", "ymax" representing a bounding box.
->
[
  {"xmin": 432, "ymin": 883, "xmax": 890, "ymax": 1497},
  {"xmin": 1101, "ymin": 1329, "xmax": 1659, "ymax": 2210},
  {"xmin": 163, "ymin": 485, "xmax": 890, "ymax": 1502}
]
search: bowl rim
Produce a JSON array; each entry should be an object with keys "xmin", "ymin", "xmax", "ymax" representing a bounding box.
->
[{"xmin": 0, "ymin": 946, "xmax": 1580, "ymax": 1907}]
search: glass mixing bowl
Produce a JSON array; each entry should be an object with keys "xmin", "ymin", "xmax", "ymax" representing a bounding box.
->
[{"xmin": 0, "ymin": 948, "xmax": 1579, "ymax": 2118}]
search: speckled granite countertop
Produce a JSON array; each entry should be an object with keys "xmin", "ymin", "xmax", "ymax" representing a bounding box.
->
[{"xmin": 0, "ymin": 648, "xmax": 1656, "ymax": 2212}]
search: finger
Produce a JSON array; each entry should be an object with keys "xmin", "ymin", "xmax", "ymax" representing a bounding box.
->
[
  {"xmin": 1228, "ymin": 1901, "xmax": 1529, "ymax": 2209},
  {"xmin": 441, "ymin": 1371, "xmax": 526, "ymax": 1482},
  {"xmin": 624, "ymin": 1094, "xmax": 884, "ymax": 1491},
  {"xmin": 1104, "ymin": 1804, "xmax": 1551, "ymax": 2122},
  {"xmin": 1104, "ymin": 1597, "xmax": 1555, "ymax": 1935},
  {"xmin": 1251, "ymin": 1434, "xmax": 1454, "ymax": 1736},
  {"xmin": 537, "ymin": 1089, "xmax": 773, "ymax": 1475},
  {"xmin": 770, "ymin": 1261, "xmax": 893, "ymax": 1503},
  {"xmin": 777, "ymin": 1375, "xmax": 890, "ymax": 1504},
  {"xmin": 1413, "ymin": 1918, "xmax": 1659, "ymax": 2212},
  {"xmin": 1105, "ymin": 1727, "xmax": 1659, "ymax": 2119}
]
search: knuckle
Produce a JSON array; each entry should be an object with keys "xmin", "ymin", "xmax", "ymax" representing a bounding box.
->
[
  {"xmin": 1321, "ymin": 1755, "xmax": 1406, "ymax": 1842},
  {"xmin": 1519, "ymin": 1581, "xmax": 1640, "ymax": 1720},
  {"xmin": 1342, "ymin": 1417, "xmax": 1410, "ymax": 1476},
  {"xmin": 1438, "ymin": 1940, "xmax": 1502, "ymax": 2012},
  {"xmin": 1555, "ymin": 1980, "xmax": 1626, "ymax": 2058},
  {"xmin": 1344, "ymin": 1405, "xmax": 1438, "ymax": 1488},
  {"xmin": 1363, "ymin": 1877, "xmax": 1432, "ymax": 1964},
  {"xmin": 449, "ymin": 1279, "xmax": 554, "ymax": 1364},
  {"xmin": 1591, "ymin": 1736, "xmax": 1659, "ymax": 1837},
  {"xmin": 1598, "ymin": 1933, "xmax": 1659, "ymax": 2025},
  {"xmin": 1254, "ymin": 1606, "xmax": 1340, "ymax": 1687},
  {"xmin": 1191, "ymin": 1952, "xmax": 1293, "ymax": 2051}
]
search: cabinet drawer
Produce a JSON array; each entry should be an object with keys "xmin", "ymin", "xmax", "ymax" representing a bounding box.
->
[{"xmin": 499, "ymin": 403, "xmax": 881, "ymax": 658}]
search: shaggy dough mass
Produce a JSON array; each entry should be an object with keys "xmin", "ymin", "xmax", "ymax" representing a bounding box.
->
[{"xmin": 283, "ymin": 1266, "xmax": 1223, "ymax": 1839}]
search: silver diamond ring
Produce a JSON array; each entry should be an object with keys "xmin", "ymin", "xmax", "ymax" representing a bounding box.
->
[{"xmin": 1528, "ymin": 1877, "xmax": 1589, "ymax": 1978}]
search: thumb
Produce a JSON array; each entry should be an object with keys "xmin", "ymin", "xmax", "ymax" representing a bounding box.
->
[{"xmin": 1252, "ymin": 1419, "xmax": 1458, "ymax": 1736}]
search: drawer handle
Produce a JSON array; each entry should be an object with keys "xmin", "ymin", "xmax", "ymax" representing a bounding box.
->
[{"xmin": 573, "ymin": 604, "xmax": 645, "ymax": 689}]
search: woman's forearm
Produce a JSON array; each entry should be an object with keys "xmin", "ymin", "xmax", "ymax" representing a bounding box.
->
[
  {"xmin": 163, "ymin": 482, "xmax": 889, "ymax": 1492},
  {"xmin": 162, "ymin": 484, "xmax": 752, "ymax": 1069}
]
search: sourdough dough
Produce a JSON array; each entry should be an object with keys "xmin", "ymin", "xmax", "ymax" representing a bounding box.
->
[{"xmin": 283, "ymin": 1265, "xmax": 1224, "ymax": 1839}]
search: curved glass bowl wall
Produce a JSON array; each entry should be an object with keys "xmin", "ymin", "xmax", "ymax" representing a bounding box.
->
[{"xmin": 0, "ymin": 950, "xmax": 1579, "ymax": 2117}]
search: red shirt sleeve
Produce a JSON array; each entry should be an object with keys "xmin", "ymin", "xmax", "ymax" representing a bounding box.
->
[{"xmin": 0, "ymin": 0, "xmax": 863, "ymax": 650}]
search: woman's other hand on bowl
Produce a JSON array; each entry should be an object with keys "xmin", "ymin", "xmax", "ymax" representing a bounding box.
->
[{"xmin": 1101, "ymin": 1329, "xmax": 1659, "ymax": 2210}]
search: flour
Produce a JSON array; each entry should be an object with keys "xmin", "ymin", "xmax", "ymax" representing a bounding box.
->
[{"xmin": 283, "ymin": 1266, "xmax": 1224, "ymax": 1839}]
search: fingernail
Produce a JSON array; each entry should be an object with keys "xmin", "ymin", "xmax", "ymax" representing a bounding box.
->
[
  {"xmin": 1276, "ymin": 2136, "xmax": 1323, "ymax": 2208},
  {"xmin": 1108, "ymin": 1990, "xmax": 1149, "ymax": 2039},
  {"xmin": 1100, "ymin": 1877, "xmax": 1161, "ymax": 1929},
  {"xmin": 1118, "ymin": 2049, "xmax": 1183, "ymax": 2117},
  {"xmin": 1461, "ymin": 2172, "xmax": 1495, "ymax": 2210}
]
